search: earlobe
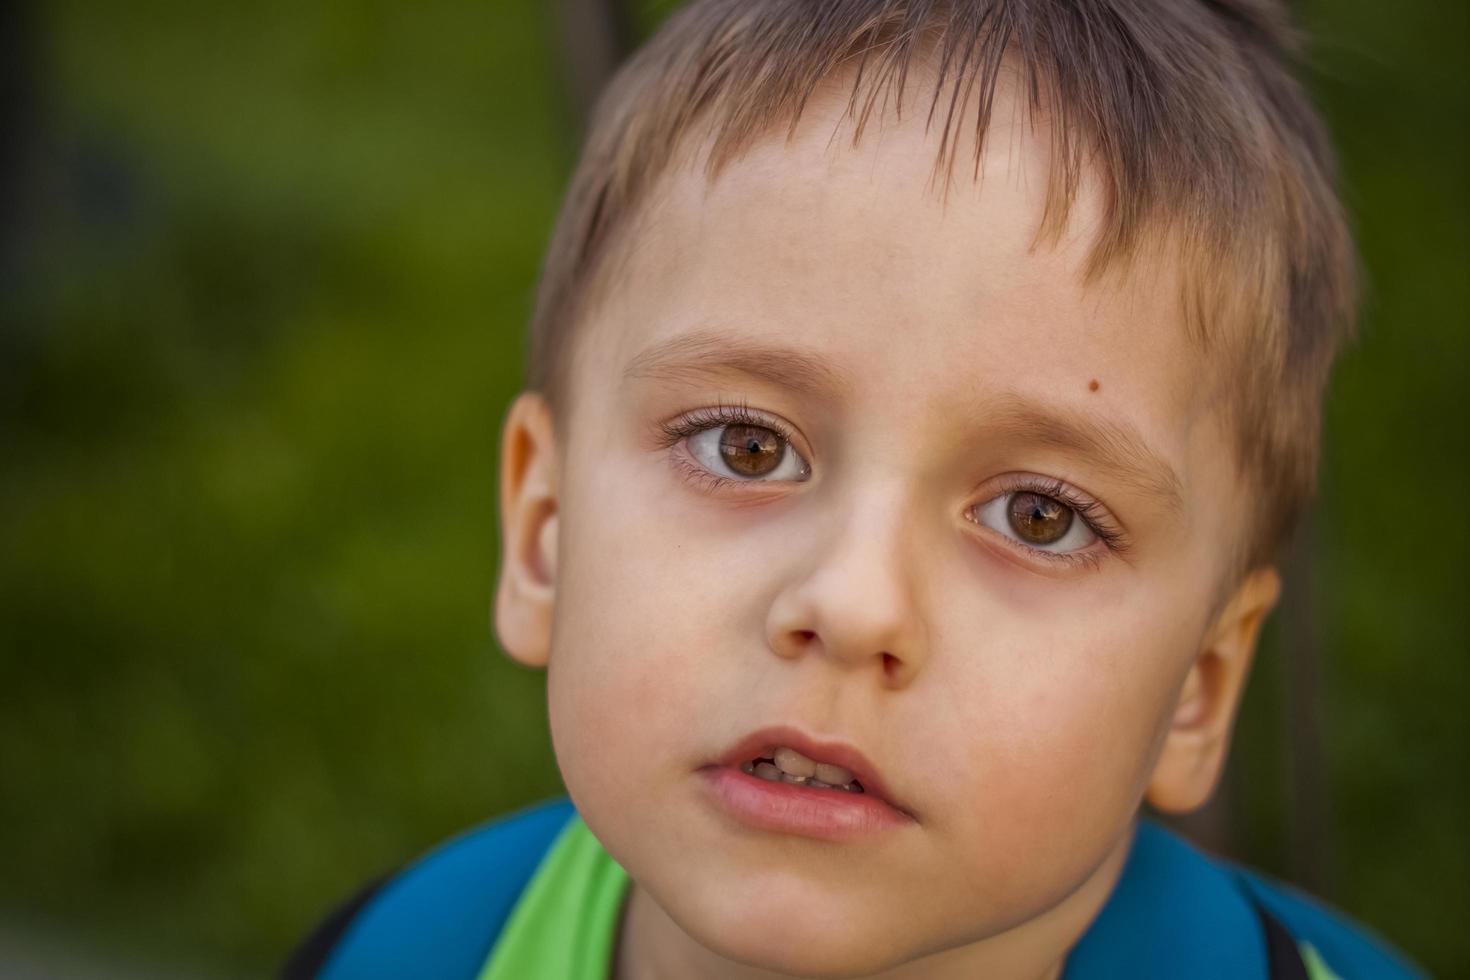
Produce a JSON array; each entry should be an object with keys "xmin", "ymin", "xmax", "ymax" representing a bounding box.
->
[
  {"xmin": 493, "ymin": 391, "xmax": 561, "ymax": 669},
  {"xmin": 1145, "ymin": 566, "xmax": 1282, "ymax": 814}
]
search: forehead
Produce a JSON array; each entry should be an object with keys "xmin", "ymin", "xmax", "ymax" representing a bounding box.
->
[
  {"xmin": 574, "ymin": 70, "xmax": 1225, "ymax": 517},
  {"xmin": 608, "ymin": 77, "xmax": 1200, "ymax": 371}
]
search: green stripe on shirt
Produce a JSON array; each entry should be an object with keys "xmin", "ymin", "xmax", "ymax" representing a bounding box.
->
[
  {"xmin": 1301, "ymin": 942, "xmax": 1342, "ymax": 980},
  {"xmin": 477, "ymin": 813, "xmax": 632, "ymax": 980}
]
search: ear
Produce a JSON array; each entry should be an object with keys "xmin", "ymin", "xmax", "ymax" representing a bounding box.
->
[
  {"xmin": 493, "ymin": 391, "xmax": 560, "ymax": 669},
  {"xmin": 1145, "ymin": 565, "xmax": 1282, "ymax": 814}
]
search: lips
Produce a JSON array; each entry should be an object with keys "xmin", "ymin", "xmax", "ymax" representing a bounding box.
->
[{"xmin": 709, "ymin": 724, "xmax": 916, "ymax": 820}]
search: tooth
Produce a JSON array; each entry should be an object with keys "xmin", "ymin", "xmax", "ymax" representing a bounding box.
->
[
  {"xmin": 779, "ymin": 772, "xmax": 809, "ymax": 785},
  {"xmin": 754, "ymin": 762, "xmax": 782, "ymax": 781},
  {"xmin": 815, "ymin": 762, "xmax": 854, "ymax": 785},
  {"xmin": 773, "ymin": 747, "xmax": 816, "ymax": 778},
  {"xmin": 740, "ymin": 761, "xmax": 755, "ymax": 774},
  {"xmin": 807, "ymin": 779, "xmax": 832, "ymax": 790}
]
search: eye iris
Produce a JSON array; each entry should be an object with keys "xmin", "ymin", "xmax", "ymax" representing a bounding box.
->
[
  {"xmin": 1008, "ymin": 491, "xmax": 1073, "ymax": 545},
  {"xmin": 719, "ymin": 424, "xmax": 782, "ymax": 476}
]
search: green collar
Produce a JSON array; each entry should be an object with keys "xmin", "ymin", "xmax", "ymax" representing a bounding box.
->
[{"xmin": 476, "ymin": 813, "xmax": 630, "ymax": 980}]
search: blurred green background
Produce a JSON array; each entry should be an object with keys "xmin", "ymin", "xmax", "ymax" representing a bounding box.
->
[{"xmin": 0, "ymin": 1, "xmax": 1464, "ymax": 976}]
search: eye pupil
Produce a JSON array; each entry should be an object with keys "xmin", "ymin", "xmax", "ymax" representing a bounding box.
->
[
  {"xmin": 1008, "ymin": 491, "xmax": 1073, "ymax": 545},
  {"xmin": 719, "ymin": 424, "xmax": 782, "ymax": 476}
]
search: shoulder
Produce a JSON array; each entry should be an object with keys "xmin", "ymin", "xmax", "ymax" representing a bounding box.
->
[
  {"xmin": 283, "ymin": 795, "xmax": 577, "ymax": 980},
  {"xmin": 1226, "ymin": 863, "xmax": 1427, "ymax": 980},
  {"xmin": 1068, "ymin": 820, "xmax": 1425, "ymax": 980},
  {"xmin": 1068, "ymin": 818, "xmax": 1277, "ymax": 977},
  {"xmin": 1138, "ymin": 820, "xmax": 1425, "ymax": 980}
]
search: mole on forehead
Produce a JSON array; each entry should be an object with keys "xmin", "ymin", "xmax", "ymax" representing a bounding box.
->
[{"xmin": 622, "ymin": 328, "xmax": 1185, "ymax": 516}]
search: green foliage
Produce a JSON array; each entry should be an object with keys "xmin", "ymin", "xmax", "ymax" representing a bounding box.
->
[
  {"xmin": 0, "ymin": 0, "xmax": 1464, "ymax": 975},
  {"xmin": 2, "ymin": 1, "xmax": 570, "ymax": 972}
]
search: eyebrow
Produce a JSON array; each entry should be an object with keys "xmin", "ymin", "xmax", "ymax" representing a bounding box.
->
[
  {"xmin": 622, "ymin": 327, "xmax": 856, "ymax": 401},
  {"xmin": 623, "ymin": 329, "xmax": 1185, "ymax": 515},
  {"xmin": 980, "ymin": 394, "xmax": 1186, "ymax": 517}
]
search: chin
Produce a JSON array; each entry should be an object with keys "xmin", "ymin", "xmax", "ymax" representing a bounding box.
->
[
  {"xmin": 699, "ymin": 935, "xmax": 907, "ymax": 980},
  {"xmin": 669, "ymin": 891, "xmax": 916, "ymax": 980}
]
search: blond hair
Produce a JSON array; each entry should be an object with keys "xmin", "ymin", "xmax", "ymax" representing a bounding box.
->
[{"xmin": 525, "ymin": 0, "xmax": 1357, "ymax": 575}]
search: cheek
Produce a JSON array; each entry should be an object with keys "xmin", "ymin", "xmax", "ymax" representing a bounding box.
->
[
  {"xmin": 544, "ymin": 453, "xmax": 721, "ymax": 805},
  {"xmin": 927, "ymin": 589, "xmax": 1198, "ymax": 895}
]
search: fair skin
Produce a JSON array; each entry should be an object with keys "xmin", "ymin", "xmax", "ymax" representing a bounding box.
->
[{"xmin": 495, "ymin": 71, "xmax": 1281, "ymax": 980}]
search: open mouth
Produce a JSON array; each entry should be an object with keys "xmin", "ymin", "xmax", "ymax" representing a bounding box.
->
[
  {"xmin": 702, "ymin": 726, "xmax": 916, "ymax": 840},
  {"xmin": 709, "ymin": 724, "xmax": 915, "ymax": 820},
  {"xmin": 741, "ymin": 746, "xmax": 866, "ymax": 793}
]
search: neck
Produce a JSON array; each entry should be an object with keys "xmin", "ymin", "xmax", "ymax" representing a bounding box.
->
[{"xmin": 611, "ymin": 820, "xmax": 1135, "ymax": 980}]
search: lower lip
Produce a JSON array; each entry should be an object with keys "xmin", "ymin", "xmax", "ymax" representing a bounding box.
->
[{"xmin": 699, "ymin": 765, "xmax": 915, "ymax": 842}]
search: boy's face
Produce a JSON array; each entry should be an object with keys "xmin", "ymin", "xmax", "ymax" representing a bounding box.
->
[{"xmin": 498, "ymin": 77, "xmax": 1280, "ymax": 977}]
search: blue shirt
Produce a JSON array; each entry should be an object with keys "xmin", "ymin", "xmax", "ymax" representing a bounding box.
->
[{"xmin": 301, "ymin": 795, "xmax": 1425, "ymax": 980}]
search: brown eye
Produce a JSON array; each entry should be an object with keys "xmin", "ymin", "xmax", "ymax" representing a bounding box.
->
[
  {"xmin": 971, "ymin": 483, "xmax": 1101, "ymax": 559},
  {"xmin": 1007, "ymin": 491, "xmax": 1074, "ymax": 545},
  {"xmin": 683, "ymin": 414, "xmax": 810, "ymax": 484},
  {"xmin": 718, "ymin": 424, "xmax": 784, "ymax": 476}
]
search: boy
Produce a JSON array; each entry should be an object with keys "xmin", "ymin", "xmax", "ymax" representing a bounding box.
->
[{"xmin": 289, "ymin": 1, "xmax": 1425, "ymax": 977}]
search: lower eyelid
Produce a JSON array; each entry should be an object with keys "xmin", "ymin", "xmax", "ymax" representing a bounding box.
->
[
  {"xmin": 967, "ymin": 521, "xmax": 1108, "ymax": 571},
  {"xmin": 670, "ymin": 446, "xmax": 768, "ymax": 493},
  {"xmin": 670, "ymin": 449, "xmax": 727, "ymax": 489}
]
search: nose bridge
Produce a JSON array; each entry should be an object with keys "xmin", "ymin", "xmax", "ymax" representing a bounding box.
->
[{"xmin": 767, "ymin": 478, "xmax": 926, "ymax": 674}]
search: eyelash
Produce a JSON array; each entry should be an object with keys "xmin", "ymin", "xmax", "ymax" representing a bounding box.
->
[
  {"xmin": 975, "ymin": 474, "xmax": 1127, "ymax": 571},
  {"xmin": 656, "ymin": 399, "xmax": 801, "ymax": 496},
  {"xmin": 656, "ymin": 401, "xmax": 1128, "ymax": 570}
]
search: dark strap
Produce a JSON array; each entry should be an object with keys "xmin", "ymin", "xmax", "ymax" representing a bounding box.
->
[
  {"xmin": 1254, "ymin": 897, "xmax": 1311, "ymax": 980},
  {"xmin": 280, "ymin": 872, "xmax": 393, "ymax": 980}
]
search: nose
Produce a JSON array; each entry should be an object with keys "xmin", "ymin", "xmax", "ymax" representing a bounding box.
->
[{"xmin": 764, "ymin": 485, "xmax": 927, "ymax": 687}]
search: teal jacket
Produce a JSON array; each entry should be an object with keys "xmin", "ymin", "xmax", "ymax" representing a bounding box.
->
[{"xmin": 286, "ymin": 795, "xmax": 1425, "ymax": 980}]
